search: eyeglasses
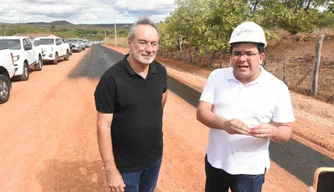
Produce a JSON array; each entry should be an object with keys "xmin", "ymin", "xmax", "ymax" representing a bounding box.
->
[
  {"xmin": 231, "ymin": 51, "xmax": 259, "ymax": 58},
  {"xmin": 137, "ymin": 40, "xmax": 159, "ymax": 50}
]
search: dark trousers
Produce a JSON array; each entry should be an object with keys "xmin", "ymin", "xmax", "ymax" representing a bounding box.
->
[
  {"xmin": 205, "ymin": 156, "xmax": 265, "ymax": 192},
  {"xmin": 121, "ymin": 157, "xmax": 162, "ymax": 192}
]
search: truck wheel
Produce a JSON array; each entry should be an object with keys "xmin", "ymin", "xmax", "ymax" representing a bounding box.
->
[
  {"xmin": 0, "ymin": 74, "xmax": 11, "ymax": 104},
  {"xmin": 35, "ymin": 56, "xmax": 43, "ymax": 71},
  {"xmin": 53, "ymin": 53, "xmax": 58, "ymax": 64},
  {"xmin": 19, "ymin": 63, "xmax": 29, "ymax": 81},
  {"xmin": 64, "ymin": 50, "xmax": 70, "ymax": 61}
]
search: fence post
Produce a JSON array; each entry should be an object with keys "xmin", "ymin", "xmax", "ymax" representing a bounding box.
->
[
  {"xmin": 178, "ymin": 35, "xmax": 183, "ymax": 61},
  {"xmin": 311, "ymin": 35, "xmax": 325, "ymax": 95},
  {"xmin": 283, "ymin": 56, "xmax": 287, "ymax": 84}
]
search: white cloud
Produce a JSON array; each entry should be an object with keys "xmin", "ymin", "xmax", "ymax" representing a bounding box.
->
[
  {"xmin": 0, "ymin": 0, "xmax": 177, "ymax": 24},
  {"xmin": 127, "ymin": 0, "xmax": 156, "ymax": 10}
]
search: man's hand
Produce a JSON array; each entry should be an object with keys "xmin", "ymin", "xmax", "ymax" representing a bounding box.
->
[
  {"xmin": 249, "ymin": 124, "xmax": 277, "ymax": 139},
  {"xmin": 224, "ymin": 119, "xmax": 250, "ymax": 135},
  {"xmin": 105, "ymin": 168, "xmax": 126, "ymax": 192}
]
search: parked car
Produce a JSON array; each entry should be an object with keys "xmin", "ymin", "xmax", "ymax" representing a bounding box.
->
[
  {"xmin": 83, "ymin": 39, "xmax": 91, "ymax": 48},
  {"xmin": 33, "ymin": 36, "xmax": 70, "ymax": 64},
  {"xmin": 0, "ymin": 36, "xmax": 43, "ymax": 81},
  {"xmin": 78, "ymin": 39, "xmax": 86, "ymax": 51},
  {"xmin": 62, "ymin": 38, "xmax": 73, "ymax": 55},
  {"xmin": 0, "ymin": 48, "xmax": 15, "ymax": 104},
  {"xmin": 65, "ymin": 38, "xmax": 83, "ymax": 52}
]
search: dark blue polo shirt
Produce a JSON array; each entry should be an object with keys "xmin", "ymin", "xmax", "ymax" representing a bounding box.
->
[{"xmin": 94, "ymin": 54, "xmax": 167, "ymax": 172}]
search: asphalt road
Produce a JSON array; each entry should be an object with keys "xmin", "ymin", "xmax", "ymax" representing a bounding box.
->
[
  {"xmin": 168, "ymin": 75, "xmax": 334, "ymax": 185},
  {"xmin": 70, "ymin": 44, "xmax": 334, "ymax": 186},
  {"xmin": 68, "ymin": 44, "xmax": 124, "ymax": 80}
]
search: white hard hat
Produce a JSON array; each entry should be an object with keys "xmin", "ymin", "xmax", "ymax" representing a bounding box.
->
[{"xmin": 229, "ymin": 21, "xmax": 267, "ymax": 47}]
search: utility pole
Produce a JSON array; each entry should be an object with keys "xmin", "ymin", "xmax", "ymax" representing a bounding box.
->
[{"xmin": 114, "ymin": 14, "xmax": 118, "ymax": 45}]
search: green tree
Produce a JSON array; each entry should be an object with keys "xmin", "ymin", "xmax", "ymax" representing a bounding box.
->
[
  {"xmin": 255, "ymin": 0, "xmax": 327, "ymax": 33},
  {"xmin": 163, "ymin": 0, "xmax": 251, "ymax": 65},
  {"xmin": 157, "ymin": 21, "xmax": 177, "ymax": 58},
  {"xmin": 163, "ymin": 0, "xmax": 209, "ymax": 61},
  {"xmin": 318, "ymin": 11, "xmax": 334, "ymax": 28},
  {"xmin": 50, "ymin": 25, "xmax": 56, "ymax": 32},
  {"xmin": 168, "ymin": 0, "xmax": 208, "ymax": 45},
  {"xmin": 197, "ymin": 0, "xmax": 250, "ymax": 55}
]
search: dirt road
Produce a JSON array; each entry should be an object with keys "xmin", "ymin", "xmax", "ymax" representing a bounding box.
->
[{"xmin": 0, "ymin": 45, "xmax": 332, "ymax": 192}]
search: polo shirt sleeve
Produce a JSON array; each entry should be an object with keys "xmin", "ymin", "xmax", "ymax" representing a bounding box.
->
[
  {"xmin": 94, "ymin": 75, "xmax": 116, "ymax": 113},
  {"xmin": 199, "ymin": 70, "xmax": 216, "ymax": 104},
  {"xmin": 272, "ymin": 85, "xmax": 295, "ymax": 123}
]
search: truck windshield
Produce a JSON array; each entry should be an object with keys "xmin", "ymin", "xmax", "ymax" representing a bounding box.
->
[
  {"xmin": 68, "ymin": 39, "xmax": 78, "ymax": 43},
  {"xmin": 34, "ymin": 39, "xmax": 54, "ymax": 45},
  {"xmin": 0, "ymin": 39, "xmax": 21, "ymax": 50}
]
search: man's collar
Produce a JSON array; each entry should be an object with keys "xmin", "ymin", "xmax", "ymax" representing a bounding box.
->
[
  {"xmin": 122, "ymin": 54, "xmax": 136, "ymax": 76},
  {"xmin": 227, "ymin": 65, "xmax": 266, "ymax": 84},
  {"xmin": 254, "ymin": 65, "xmax": 266, "ymax": 83}
]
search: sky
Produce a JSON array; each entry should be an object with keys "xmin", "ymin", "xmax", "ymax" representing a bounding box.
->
[{"xmin": 0, "ymin": 0, "xmax": 178, "ymax": 24}]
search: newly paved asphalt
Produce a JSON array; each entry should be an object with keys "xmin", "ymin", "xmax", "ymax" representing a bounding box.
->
[
  {"xmin": 68, "ymin": 44, "xmax": 124, "ymax": 80},
  {"xmin": 70, "ymin": 44, "xmax": 334, "ymax": 186}
]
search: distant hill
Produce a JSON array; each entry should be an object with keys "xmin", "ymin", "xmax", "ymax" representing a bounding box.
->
[
  {"xmin": 1, "ymin": 20, "xmax": 133, "ymax": 39},
  {"xmin": 27, "ymin": 20, "xmax": 74, "ymax": 26},
  {"xmin": 22, "ymin": 20, "xmax": 132, "ymax": 30},
  {"xmin": 50, "ymin": 20, "xmax": 74, "ymax": 26},
  {"xmin": 96, "ymin": 23, "xmax": 132, "ymax": 28},
  {"xmin": 83, "ymin": 23, "xmax": 132, "ymax": 29}
]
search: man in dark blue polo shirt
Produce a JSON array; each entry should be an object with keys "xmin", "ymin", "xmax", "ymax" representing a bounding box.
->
[{"xmin": 94, "ymin": 17, "xmax": 168, "ymax": 192}]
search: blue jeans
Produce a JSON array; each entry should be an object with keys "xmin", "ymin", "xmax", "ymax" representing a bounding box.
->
[
  {"xmin": 121, "ymin": 157, "xmax": 162, "ymax": 192},
  {"xmin": 205, "ymin": 156, "xmax": 265, "ymax": 192}
]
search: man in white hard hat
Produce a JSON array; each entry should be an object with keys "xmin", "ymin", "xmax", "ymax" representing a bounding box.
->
[{"xmin": 196, "ymin": 21, "xmax": 295, "ymax": 192}]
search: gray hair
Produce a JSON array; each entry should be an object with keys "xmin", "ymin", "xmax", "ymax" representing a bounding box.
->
[{"xmin": 128, "ymin": 17, "xmax": 160, "ymax": 42}]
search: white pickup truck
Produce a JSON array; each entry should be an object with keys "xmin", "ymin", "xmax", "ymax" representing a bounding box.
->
[
  {"xmin": 0, "ymin": 48, "xmax": 15, "ymax": 104},
  {"xmin": 33, "ymin": 36, "xmax": 70, "ymax": 64},
  {"xmin": 0, "ymin": 36, "xmax": 43, "ymax": 81}
]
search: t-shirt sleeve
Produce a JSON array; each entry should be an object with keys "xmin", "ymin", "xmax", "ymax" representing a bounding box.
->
[
  {"xmin": 94, "ymin": 75, "xmax": 116, "ymax": 113},
  {"xmin": 199, "ymin": 71, "xmax": 216, "ymax": 104},
  {"xmin": 272, "ymin": 85, "xmax": 295, "ymax": 123}
]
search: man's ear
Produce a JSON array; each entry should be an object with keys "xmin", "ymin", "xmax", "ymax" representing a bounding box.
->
[
  {"xmin": 259, "ymin": 53, "xmax": 266, "ymax": 66},
  {"xmin": 260, "ymin": 53, "xmax": 265, "ymax": 61}
]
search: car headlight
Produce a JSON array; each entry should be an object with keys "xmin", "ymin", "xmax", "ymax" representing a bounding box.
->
[{"xmin": 14, "ymin": 55, "xmax": 20, "ymax": 61}]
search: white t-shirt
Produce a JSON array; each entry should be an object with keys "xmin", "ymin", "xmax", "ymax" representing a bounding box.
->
[{"xmin": 200, "ymin": 66, "xmax": 295, "ymax": 175}]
